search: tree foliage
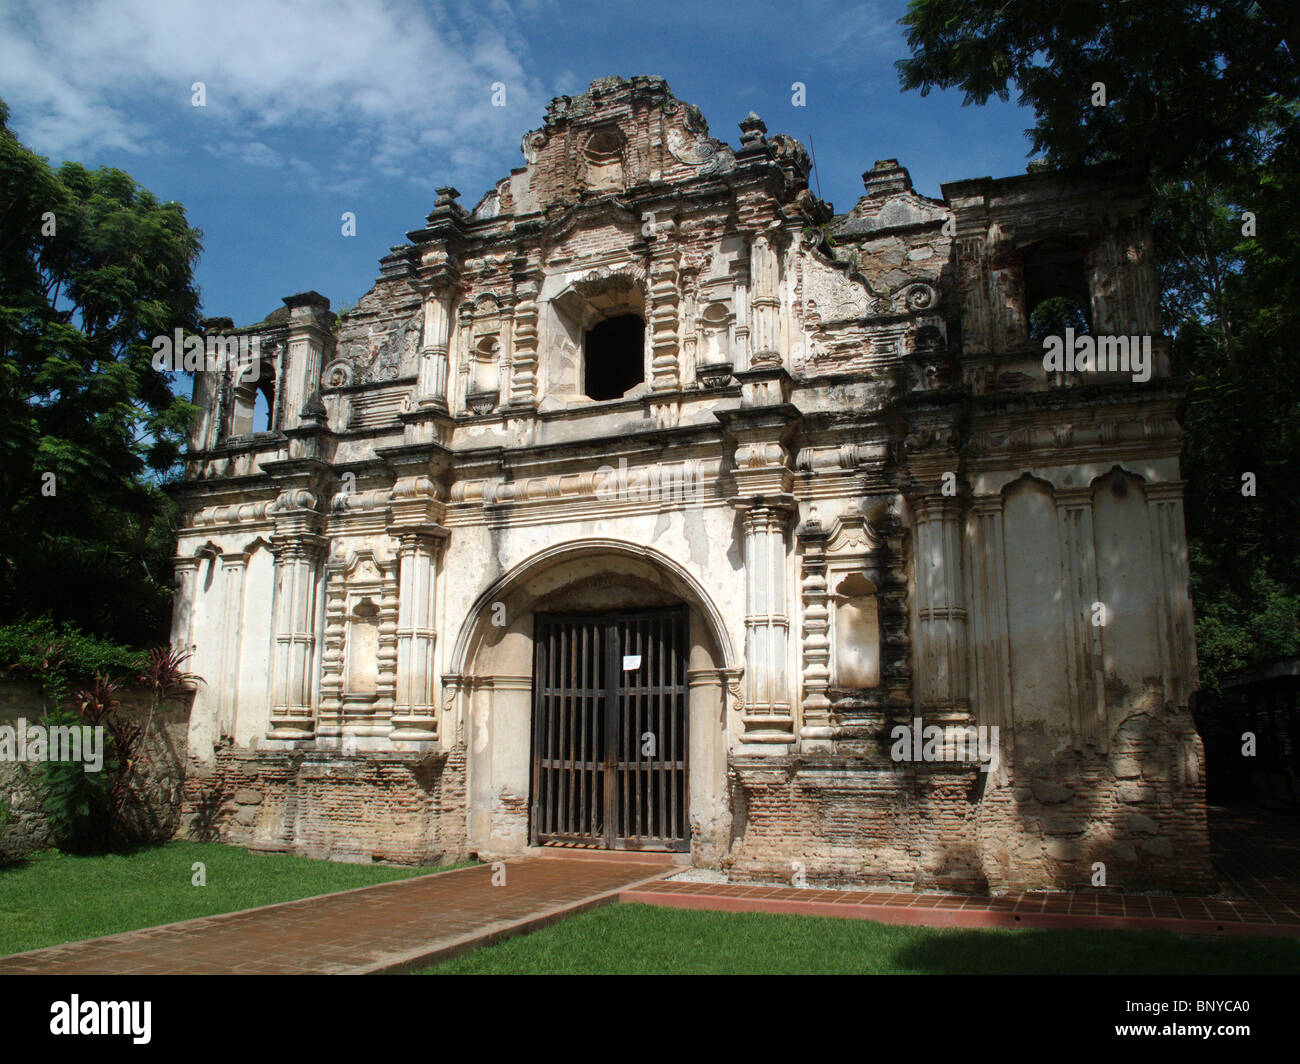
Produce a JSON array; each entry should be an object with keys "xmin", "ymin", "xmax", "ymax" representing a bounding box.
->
[{"xmin": 0, "ymin": 98, "xmax": 203, "ymax": 645}]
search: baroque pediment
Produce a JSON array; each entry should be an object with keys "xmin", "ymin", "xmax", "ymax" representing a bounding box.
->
[{"xmin": 825, "ymin": 512, "xmax": 881, "ymax": 557}]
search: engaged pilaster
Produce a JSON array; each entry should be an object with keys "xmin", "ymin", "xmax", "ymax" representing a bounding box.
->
[
  {"xmin": 910, "ymin": 493, "xmax": 972, "ymax": 733},
  {"xmin": 382, "ymin": 450, "xmax": 451, "ymax": 741},
  {"xmin": 268, "ymin": 489, "xmax": 326, "ymax": 738},
  {"xmin": 390, "ymin": 527, "xmax": 446, "ymax": 739},
  {"xmin": 279, "ymin": 292, "xmax": 333, "ymax": 431},
  {"xmin": 414, "ymin": 286, "xmax": 453, "ymax": 410},
  {"xmin": 1055, "ymin": 486, "xmax": 1106, "ymax": 748},
  {"xmin": 748, "ymin": 232, "xmax": 782, "ymax": 367},
  {"xmin": 796, "ymin": 510, "xmax": 832, "ymax": 746},
  {"xmin": 722, "ymin": 409, "xmax": 800, "ymax": 747}
]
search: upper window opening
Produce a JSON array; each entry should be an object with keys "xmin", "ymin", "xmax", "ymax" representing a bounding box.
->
[
  {"xmin": 251, "ymin": 383, "xmax": 272, "ymax": 432},
  {"xmin": 229, "ymin": 366, "xmax": 276, "ymax": 438},
  {"xmin": 1023, "ymin": 241, "xmax": 1093, "ymax": 339},
  {"xmin": 584, "ymin": 313, "xmax": 645, "ymax": 401}
]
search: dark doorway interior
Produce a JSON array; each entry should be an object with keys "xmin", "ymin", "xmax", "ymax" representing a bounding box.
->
[{"xmin": 584, "ymin": 313, "xmax": 645, "ymax": 400}]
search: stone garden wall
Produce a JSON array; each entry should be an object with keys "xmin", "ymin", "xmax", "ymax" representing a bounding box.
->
[{"xmin": 0, "ymin": 678, "xmax": 192, "ymax": 860}]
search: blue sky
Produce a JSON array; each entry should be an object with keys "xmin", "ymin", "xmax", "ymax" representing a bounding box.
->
[{"xmin": 0, "ymin": 0, "xmax": 1038, "ymax": 328}]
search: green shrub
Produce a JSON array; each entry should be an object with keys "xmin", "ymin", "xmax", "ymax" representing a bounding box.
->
[{"xmin": 0, "ymin": 617, "xmax": 145, "ymax": 705}]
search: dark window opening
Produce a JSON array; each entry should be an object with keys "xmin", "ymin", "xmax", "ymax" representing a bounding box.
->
[
  {"xmin": 584, "ymin": 313, "xmax": 645, "ymax": 401},
  {"xmin": 1023, "ymin": 242, "xmax": 1093, "ymax": 339}
]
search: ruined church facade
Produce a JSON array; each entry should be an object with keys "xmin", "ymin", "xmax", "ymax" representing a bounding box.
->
[{"xmin": 174, "ymin": 76, "xmax": 1211, "ymax": 893}]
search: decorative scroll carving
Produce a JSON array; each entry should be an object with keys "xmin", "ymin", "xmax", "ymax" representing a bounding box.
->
[{"xmin": 331, "ymin": 315, "xmax": 421, "ymax": 386}]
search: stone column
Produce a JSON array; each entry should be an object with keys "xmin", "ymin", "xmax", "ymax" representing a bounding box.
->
[
  {"xmin": 734, "ymin": 500, "xmax": 795, "ymax": 743},
  {"xmin": 391, "ymin": 528, "xmax": 446, "ymax": 739},
  {"xmin": 911, "ymin": 494, "xmax": 971, "ymax": 732},
  {"xmin": 376, "ymin": 568, "xmax": 400, "ymax": 723},
  {"xmin": 507, "ymin": 260, "xmax": 541, "ymax": 409},
  {"xmin": 748, "ymin": 234, "xmax": 781, "ymax": 365},
  {"xmin": 966, "ymin": 495, "xmax": 1013, "ymax": 733},
  {"xmin": 417, "ymin": 289, "xmax": 453, "ymax": 410},
  {"xmin": 268, "ymin": 526, "xmax": 325, "ymax": 738},
  {"xmin": 280, "ymin": 292, "xmax": 333, "ymax": 431},
  {"xmin": 731, "ymin": 263, "xmax": 750, "ymax": 368},
  {"xmin": 1055, "ymin": 486, "xmax": 1106, "ymax": 748},
  {"xmin": 648, "ymin": 231, "xmax": 680, "ymax": 392},
  {"xmin": 170, "ymin": 555, "xmax": 201, "ymax": 655},
  {"xmin": 317, "ymin": 568, "xmax": 348, "ymax": 735},
  {"xmin": 1146, "ymin": 482, "xmax": 1196, "ymax": 708},
  {"xmin": 266, "ymin": 486, "xmax": 325, "ymax": 738},
  {"xmin": 217, "ymin": 551, "xmax": 248, "ymax": 739}
]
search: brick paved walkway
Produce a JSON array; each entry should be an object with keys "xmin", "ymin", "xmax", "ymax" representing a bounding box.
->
[
  {"xmin": 0, "ymin": 853, "xmax": 674, "ymax": 974},
  {"xmin": 621, "ymin": 805, "xmax": 1300, "ymax": 939},
  {"xmin": 4, "ymin": 806, "xmax": 1297, "ymax": 973}
]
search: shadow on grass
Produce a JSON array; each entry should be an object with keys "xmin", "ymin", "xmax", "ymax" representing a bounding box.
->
[
  {"xmin": 887, "ymin": 925, "xmax": 1300, "ymax": 975},
  {"xmin": 419, "ymin": 904, "xmax": 1300, "ymax": 975}
]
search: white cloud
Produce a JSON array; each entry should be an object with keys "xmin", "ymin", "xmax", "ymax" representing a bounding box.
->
[
  {"xmin": 810, "ymin": 0, "xmax": 903, "ymax": 70},
  {"xmin": 0, "ymin": 0, "xmax": 546, "ymax": 186}
]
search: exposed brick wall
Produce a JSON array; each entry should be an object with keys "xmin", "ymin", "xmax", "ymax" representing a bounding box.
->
[
  {"xmin": 725, "ymin": 715, "xmax": 1213, "ymax": 895},
  {"xmin": 725, "ymin": 756, "xmax": 986, "ymax": 891},
  {"xmin": 181, "ymin": 742, "xmax": 469, "ymax": 866},
  {"xmin": 977, "ymin": 710, "xmax": 1214, "ymax": 893}
]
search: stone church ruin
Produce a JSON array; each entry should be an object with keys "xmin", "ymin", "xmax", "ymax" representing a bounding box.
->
[{"xmin": 174, "ymin": 76, "xmax": 1210, "ymax": 893}]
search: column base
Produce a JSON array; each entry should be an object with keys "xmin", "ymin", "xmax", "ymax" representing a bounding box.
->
[
  {"xmin": 389, "ymin": 715, "xmax": 438, "ymax": 741},
  {"xmin": 740, "ymin": 713, "xmax": 796, "ymax": 744},
  {"xmin": 267, "ymin": 724, "xmax": 315, "ymax": 740}
]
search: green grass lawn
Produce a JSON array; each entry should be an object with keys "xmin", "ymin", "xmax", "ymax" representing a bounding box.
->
[
  {"xmin": 418, "ymin": 902, "xmax": 1300, "ymax": 975},
  {"xmin": 0, "ymin": 843, "xmax": 472, "ymax": 956}
]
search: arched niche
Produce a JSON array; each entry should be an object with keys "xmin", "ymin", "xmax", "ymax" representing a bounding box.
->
[
  {"xmin": 1000, "ymin": 474, "xmax": 1072, "ymax": 754},
  {"xmin": 346, "ymin": 598, "xmax": 380, "ymax": 696},
  {"xmin": 833, "ymin": 571, "xmax": 881, "ymax": 689}
]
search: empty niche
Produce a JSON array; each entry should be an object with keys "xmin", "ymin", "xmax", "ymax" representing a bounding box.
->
[
  {"xmin": 346, "ymin": 598, "xmax": 380, "ymax": 695},
  {"xmin": 832, "ymin": 572, "xmax": 880, "ymax": 689},
  {"xmin": 470, "ymin": 334, "xmax": 500, "ymax": 395},
  {"xmin": 584, "ymin": 128, "xmax": 625, "ymax": 191},
  {"xmin": 698, "ymin": 301, "xmax": 731, "ymax": 365}
]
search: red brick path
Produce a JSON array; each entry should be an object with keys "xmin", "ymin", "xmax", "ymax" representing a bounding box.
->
[{"xmin": 0, "ymin": 852, "xmax": 674, "ymax": 974}]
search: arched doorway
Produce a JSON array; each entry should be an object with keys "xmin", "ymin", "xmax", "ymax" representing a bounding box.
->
[{"xmin": 446, "ymin": 540, "xmax": 737, "ymax": 861}]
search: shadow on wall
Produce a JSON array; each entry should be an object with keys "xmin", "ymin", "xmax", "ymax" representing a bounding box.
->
[{"xmin": 983, "ymin": 470, "xmax": 1212, "ymax": 893}]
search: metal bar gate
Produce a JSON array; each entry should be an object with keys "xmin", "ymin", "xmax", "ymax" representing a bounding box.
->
[{"xmin": 530, "ymin": 607, "xmax": 689, "ymax": 851}]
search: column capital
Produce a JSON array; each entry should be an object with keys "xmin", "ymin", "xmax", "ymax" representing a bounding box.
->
[
  {"xmin": 270, "ymin": 531, "xmax": 327, "ymax": 562},
  {"xmin": 908, "ymin": 492, "xmax": 963, "ymax": 523},
  {"xmin": 392, "ymin": 524, "xmax": 449, "ymax": 550},
  {"xmin": 729, "ymin": 494, "xmax": 798, "ymax": 523},
  {"xmin": 1054, "ymin": 485, "xmax": 1094, "ymax": 509}
]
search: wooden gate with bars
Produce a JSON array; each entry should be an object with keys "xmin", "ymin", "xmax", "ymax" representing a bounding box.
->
[{"xmin": 530, "ymin": 607, "xmax": 689, "ymax": 851}]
